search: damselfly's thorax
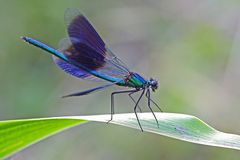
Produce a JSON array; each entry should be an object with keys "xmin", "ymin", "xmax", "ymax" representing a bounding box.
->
[
  {"xmin": 122, "ymin": 72, "xmax": 147, "ymax": 88},
  {"xmin": 123, "ymin": 72, "xmax": 158, "ymax": 92}
]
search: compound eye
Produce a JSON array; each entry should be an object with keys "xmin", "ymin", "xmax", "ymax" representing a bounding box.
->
[{"xmin": 152, "ymin": 81, "xmax": 157, "ymax": 86}]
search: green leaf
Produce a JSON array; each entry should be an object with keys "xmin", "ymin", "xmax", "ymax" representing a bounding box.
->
[
  {"xmin": 0, "ymin": 112, "xmax": 240, "ymax": 159},
  {"xmin": 0, "ymin": 118, "xmax": 87, "ymax": 159}
]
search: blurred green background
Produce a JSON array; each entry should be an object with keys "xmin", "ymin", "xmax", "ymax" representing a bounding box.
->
[{"xmin": 1, "ymin": 0, "xmax": 240, "ymax": 159}]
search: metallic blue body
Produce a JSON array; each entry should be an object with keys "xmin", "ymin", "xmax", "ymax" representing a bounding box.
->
[
  {"xmin": 21, "ymin": 37, "xmax": 68, "ymax": 61},
  {"xmin": 22, "ymin": 37, "xmax": 147, "ymax": 88},
  {"xmin": 22, "ymin": 37, "xmax": 123, "ymax": 84}
]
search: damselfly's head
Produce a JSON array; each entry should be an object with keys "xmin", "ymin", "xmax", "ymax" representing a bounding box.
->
[{"xmin": 149, "ymin": 78, "xmax": 158, "ymax": 92}]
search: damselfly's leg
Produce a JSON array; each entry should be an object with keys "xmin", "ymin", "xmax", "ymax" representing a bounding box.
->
[
  {"xmin": 134, "ymin": 89, "xmax": 145, "ymax": 132},
  {"xmin": 108, "ymin": 89, "xmax": 138, "ymax": 123},
  {"xmin": 145, "ymin": 90, "xmax": 162, "ymax": 112},
  {"xmin": 128, "ymin": 91, "xmax": 142, "ymax": 112},
  {"xmin": 146, "ymin": 89, "xmax": 159, "ymax": 128}
]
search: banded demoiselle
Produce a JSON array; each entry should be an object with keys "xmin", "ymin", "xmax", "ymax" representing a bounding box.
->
[{"xmin": 21, "ymin": 8, "xmax": 161, "ymax": 131}]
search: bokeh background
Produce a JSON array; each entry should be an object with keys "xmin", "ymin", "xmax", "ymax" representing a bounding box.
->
[{"xmin": 1, "ymin": 0, "xmax": 240, "ymax": 159}]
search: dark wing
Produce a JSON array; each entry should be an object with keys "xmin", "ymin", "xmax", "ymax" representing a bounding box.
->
[
  {"xmin": 53, "ymin": 38, "xmax": 103, "ymax": 81},
  {"xmin": 53, "ymin": 8, "xmax": 130, "ymax": 82},
  {"xmin": 64, "ymin": 8, "xmax": 106, "ymax": 55}
]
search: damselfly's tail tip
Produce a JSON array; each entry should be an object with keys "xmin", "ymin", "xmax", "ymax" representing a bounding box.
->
[{"xmin": 20, "ymin": 36, "xmax": 28, "ymax": 42}]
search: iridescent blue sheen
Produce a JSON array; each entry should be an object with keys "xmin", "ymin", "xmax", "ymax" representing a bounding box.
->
[{"xmin": 21, "ymin": 36, "xmax": 68, "ymax": 61}]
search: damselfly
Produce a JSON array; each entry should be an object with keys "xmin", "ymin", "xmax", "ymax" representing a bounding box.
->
[{"xmin": 21, "ymin": 8, "xmax": 162, "ymax": 131}]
